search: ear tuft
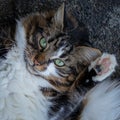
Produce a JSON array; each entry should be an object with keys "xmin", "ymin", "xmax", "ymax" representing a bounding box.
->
[{"xmin": 52, "ymin": 3, "xmax": 65, "ymax": 31}]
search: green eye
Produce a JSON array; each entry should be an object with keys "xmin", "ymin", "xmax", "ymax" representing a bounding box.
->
[
  {"xmin": 54, "ymin": 59, "xmax": 65, "ymax": 67},
  {"xmin": 39, "ymin": 37, "xmax": 47, "ymax": 49}
]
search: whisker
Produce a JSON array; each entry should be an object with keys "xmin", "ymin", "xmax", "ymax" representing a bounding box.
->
[
  {"xmin": 0, "ymin": 29, "xmax": 8, "ymax": 35},
  {"xmin": 0, "ymin": 54, "xmax": 6, "ymax": 59},
  {"xmin": 0, "ymin": 48, "xmax": 10, "ymax": 51},
  {"xmin": 0, "ymin": 43, "xmax": 14, "ymax": 46},
  {"xmin": 0, "ymin": 45, "xmax": 12, "ymax": 48},
  {"xmin": 0, "ymin": 37, "xmax": 15, "ymax": 42},
  {"xmin": 0, "ymin": 46, "xmax": 13, "ymax": 51}
]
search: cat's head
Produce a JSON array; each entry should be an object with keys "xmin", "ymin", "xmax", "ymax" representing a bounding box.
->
[{"xmin": 20, "ymin": 4, "xmax": 101, "ymax": 92}]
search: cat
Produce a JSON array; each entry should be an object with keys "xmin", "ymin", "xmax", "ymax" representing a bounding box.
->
[{"xmin": 0, "ymin": 3, "xmax": 119, "ymax": 120}]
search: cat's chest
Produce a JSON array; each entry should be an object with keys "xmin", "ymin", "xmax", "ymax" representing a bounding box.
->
[{"xmin": 0, "ymin": 48, "xmax": 51, "ymax": 120}]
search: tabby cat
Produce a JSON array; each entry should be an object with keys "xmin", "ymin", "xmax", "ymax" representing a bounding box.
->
[{"xmin": 0, "ymin": 3, "xmax": 119, "ymax": 120}]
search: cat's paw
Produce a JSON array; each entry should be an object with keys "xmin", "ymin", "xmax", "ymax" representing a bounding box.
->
[{"xmin": 88, "ymin": 53, "xmax": 117, "ymax": 82}]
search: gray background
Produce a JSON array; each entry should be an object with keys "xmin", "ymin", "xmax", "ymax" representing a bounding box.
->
[{"xmin": 0, "ymin": 0, "xmax": 120, "ymax": 78}]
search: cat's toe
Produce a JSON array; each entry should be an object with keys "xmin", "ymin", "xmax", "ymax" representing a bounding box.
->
[{"xmin": 88, "ymin": 53, "xmax": 117, "ymax": 82}]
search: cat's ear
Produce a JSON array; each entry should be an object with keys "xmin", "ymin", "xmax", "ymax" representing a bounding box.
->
[
  {"xmin": 52, "ymin": 3, "xmax": 65, "ymax": 31},
  {"xmin": 88, "ymin": 53, "xmax": 117, "ymax": 82},
  {"xmin": 76, "ymin": 46, "xmax": 102, "ymax": 65}
]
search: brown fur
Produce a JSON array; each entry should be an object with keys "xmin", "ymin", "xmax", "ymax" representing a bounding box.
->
[
  {"xmin": 22, "ymin": 4, "xmax": 101, "ymax": 94},
  {"xmin": 0, "ymin": 4, "xmax": 104, "ymax": 120}
]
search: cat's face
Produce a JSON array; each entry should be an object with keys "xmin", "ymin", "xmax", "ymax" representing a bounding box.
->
[{"xmin": 22, "ymin": 4, "xmax": 101, "ymax": 92}]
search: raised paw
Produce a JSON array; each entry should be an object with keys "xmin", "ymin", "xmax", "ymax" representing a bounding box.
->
[{"xmin": 88, "ymin": 53, "xmax": 117, "ymax": 82}]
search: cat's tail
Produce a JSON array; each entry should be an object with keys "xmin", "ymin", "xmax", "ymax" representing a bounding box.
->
[{"xmin": 80, "ymin": 79, "xmax": 120, "ymax": 120}]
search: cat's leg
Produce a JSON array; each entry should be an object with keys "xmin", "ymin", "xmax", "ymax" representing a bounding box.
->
[
  {"xmin": 80, "ymin": 54, "xmax": 119, "ymax": 120},
  {"xmin": 88, "ymin": 53, "xmax": 117, "ymax": 82},
  {"xmin": 80, "ymin": 79, "xmax": 120, "ymax": 120}
]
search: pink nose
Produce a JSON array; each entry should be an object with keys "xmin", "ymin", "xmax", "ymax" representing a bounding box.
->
[{"xmin": 34, "ymin": 59, "xmax": 40, "ymax": 66}]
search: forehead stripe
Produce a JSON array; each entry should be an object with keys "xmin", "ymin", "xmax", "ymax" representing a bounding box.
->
[{"xmin": 60, "ymin": 45, "xmax": 73, "ymax": 58}]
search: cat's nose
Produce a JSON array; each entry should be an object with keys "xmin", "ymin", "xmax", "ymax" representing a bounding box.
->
[
  {"xmin": 34, "ymin": 54, "xmax": 46, "ymax": 66},
  {"xmin": 34, "ymin": 59, "xmax": 40, "ymax": 66},
  {"xmin": 34, "ymin": 59, "xmax": 46, "ymax": 66}
]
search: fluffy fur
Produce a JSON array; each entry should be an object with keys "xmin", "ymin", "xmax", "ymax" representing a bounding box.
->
[
  {"xmin": 0, "ymin": 3, "xmax": 119, "ymax": 120},
  {"xmin": 0, "ymin": 21, "xmax": 51, "ymax": 120},
  {"xmin": 0, "ymin": 6, "xmax": 96, "ymax": 119},
  {"xmin": 81, "ymin": 80, "xmax": 120, "ymax": 120}
]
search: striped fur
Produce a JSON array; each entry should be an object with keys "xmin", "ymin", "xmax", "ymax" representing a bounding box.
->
[
  {"xmin": 22, "ymin": 9, "xmax": 101, "ymax": 93},
  {"xmin": 0, "ymin": 3, "xmax": 118, "ymax": 120}
]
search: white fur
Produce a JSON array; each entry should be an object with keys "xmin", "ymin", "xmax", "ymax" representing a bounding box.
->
[
  {"xmin": 51, "ymin": 46, "xmax": 64, "ymax": 59},
  {"xmin": 40, "ymin": 63, "xmax": 60, "ymax": 78},
  {"xmin": 0, "ymin": 21, "xmax": 51, "ymax": 120},
  {"xmin": 39, "ymin": 46, "xmax": 64, "ymax": 78},
  {"xmin": 81, "ymin": 80, "xmax": 120, "ymax": 120},
  {"xmin": 15, "ymin": 21, "xmax": 26, "ymax": 56},
  {"xmin": 89, "ymin": 53, "xmax": 117, "ymax": 82}
]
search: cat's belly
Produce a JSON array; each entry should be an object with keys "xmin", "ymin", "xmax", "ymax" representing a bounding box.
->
[
  {"xmin": 0, "ymin": 51, "xmax": 50, "ymax": 120},
  {"xmin": 0, "ymin": 93, "xmax": 49, "ymax": 120}
]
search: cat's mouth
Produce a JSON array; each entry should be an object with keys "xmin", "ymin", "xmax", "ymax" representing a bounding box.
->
[{"xmin": 33, "ymin": 64, "xmax": 47, "ymax": 71}]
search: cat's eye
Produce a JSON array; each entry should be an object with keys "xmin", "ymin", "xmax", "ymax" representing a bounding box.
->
[
  {"xmin": 39, "ymin": 37, "xmax": 47, "ymax": 49},
  {"xmin": 54, "ymin": 59, "xmax": 65, "ymax": 67}
]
